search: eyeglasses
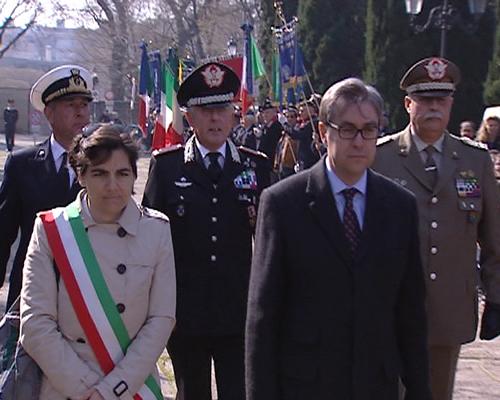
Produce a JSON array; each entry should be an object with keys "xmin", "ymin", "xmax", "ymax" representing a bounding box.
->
[{"xmin": 326, "ymin": 121, "xmax": 380, "ymax": 140}]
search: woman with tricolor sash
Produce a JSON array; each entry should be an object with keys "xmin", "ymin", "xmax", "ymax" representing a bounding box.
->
[{"xmin": 19, "ymin": 125, "xmax": 176, "ymax": 400}]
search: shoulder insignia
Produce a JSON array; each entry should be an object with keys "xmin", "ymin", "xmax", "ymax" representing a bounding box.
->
[
  {"xmin": 142, "ymin": 206, "xmax": 170, "ymax": 222},
  {"xmin": 152, "ymin": 144, "xmax": 184, "ymax": 157},
  {"xmin": 459, "ymin": 136, "xmax": 488, "ymax": 151},
  {"xmin": 376, "ymin": 135, "xmax": 395, "ymax": 147},
  {"xmin": 238, "ymin": 146, "xmax": 268, "ymax": 159}
]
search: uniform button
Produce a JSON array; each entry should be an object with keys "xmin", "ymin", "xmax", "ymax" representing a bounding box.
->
[
  {"xmin": 431, "ymin": 247, "xmax": 438, "ymax": 255},
  {"xmin": 180, "ymin": 195, "xmax": 185, "ymax": 200},
  {"xmin": 117, "ymin": 264, "xmax": 127, "ymax": 274},
  {"xmin": 211, "ymin": 235, "xmax": 217, "ymax": 242},
  {"xmin": 117, "ymin": 227, "xmax": 127, "ymax": 237},
  {"xmin": 212, "ymin": 197, "xmax": 218, "ymax": 204},
  {"xmin": 430, "ymin": 273, "xmax": 437, "ymax": 280},
  {"xmin": 211, "ymin": 255, "xmax": 216, "ymax": 262},
  {"xmin": 431, "ymin": 221, "xmax": 438, "ymax": 229},
  {"xmin": 431, "ymin": 196, "xmax": 438, "ymax": 204},
  {"xmin": 117, "ymin": 303, "xmax": 126, "ymax": 313},
  {"xmin": 76, "ymin": 337, "xmax": 86, "ymax": 344},
  {"xmin": 212, "ymin": 216, "xmax": 217, "ymax": 223},
  {"xmin": 470, "ymin": 203, "xmax": 475, "ymax": 209}
]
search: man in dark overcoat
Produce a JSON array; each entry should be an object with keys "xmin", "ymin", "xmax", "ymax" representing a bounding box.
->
[
  {"xmin": 3, "ymin": 99, "xmax": 18, "ymax": 152},
  {"xmin": 0, "ymin": 65, "xmax": 91, "ymax": 308},
  {"xmin": 373, "ymin": 57, "xmax": 500, "ymax": 400},
  {"xmin": 142, "ymin": 62, "xmax": 270, "ymax": 400},
  {"xmin": 246, "ymin": 77, "xmax": 432, "ymax": 400}
]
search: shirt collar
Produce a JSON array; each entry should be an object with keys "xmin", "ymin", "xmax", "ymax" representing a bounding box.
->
[
  {"xmin": 410, "ymin": 128, "xmax": 445, "ymax": 153},
  {"xmin": 325, "ymin": 156, "xmax": 367, "ymax": 196},
  {"xmin": 50, "ymin": 134, "xmax": 67, "ymax": 161},
  {"xmin": 76, "ymin": 189, "xmax": 141, "ymax": 236},
  {"xmin": 195, "ymin": 138, "xmax": 226, "ymax": 160}
]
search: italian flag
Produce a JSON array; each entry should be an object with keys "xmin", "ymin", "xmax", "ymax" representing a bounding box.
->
[
  {"xmin": 241, "ymin": 23, "xmax": 266, "ymax": 115},
  {"xmin": 41, "ymin": 204, "xmax": 163, "ymax": 400},
  {"xmin": 152, "ymin": 48, "xmax": 184, "ymax": 151}
]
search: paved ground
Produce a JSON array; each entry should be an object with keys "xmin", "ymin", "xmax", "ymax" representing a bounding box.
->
[{"xmin": 1, "ymin": 133, "xmax": 499, "ymax": 399}]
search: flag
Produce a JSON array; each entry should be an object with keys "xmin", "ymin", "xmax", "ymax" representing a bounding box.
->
[
  {"xmin": 277, "ymin": 28, "xmax": 306, "ymax": 104},
  {"xmin": 150, "ymin": 51, "xmax": 162, "ymax": 111},
  {"xmin": 138, "ymin": 42, "xmax": 152, "ymax": 138},
  {"xmin": 240, "ymin": 23, "xmax": 266, "ymax": 115},
  {"xmin": 152, "ymin": 48, "xmax": 184, "ymax": 150},
  {"xmin": 271, "ymin": 49, "xmax": 282, "ymax": 105}
]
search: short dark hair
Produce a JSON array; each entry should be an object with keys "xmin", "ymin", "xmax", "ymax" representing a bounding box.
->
[
  {"xmin": 69, "ymin": 124, "xmax": 139, "ymax": 177},
  {"xmin": 319, "ymin": 77, "xmax": 384, "ymax": 124}
]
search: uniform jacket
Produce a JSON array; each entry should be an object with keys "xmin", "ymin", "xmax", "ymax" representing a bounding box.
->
[
  {"xmin": 142, "ymin": 137, "xmax": 271, "ymax": 335},
  {"xmin": 246, "ymin": 158, "xmax": 431, "ymax": 400},
  {"xmin": 372, "ymin": 127, "xmax": 500, "ymax": 345},
  {"xmin": 0, "ymin": 138, "xmax": 80, "ymax": 308},
  {"xmin": 259, "ymin": 119, "xmax": 283, "ymax": 162},
  {"xmin": 20, "ymin": 192, "xmax": 176, "ymax": 400},
  {"xmin": 289, "ymin": 117, "xmax": 321, "ymax": 169}
]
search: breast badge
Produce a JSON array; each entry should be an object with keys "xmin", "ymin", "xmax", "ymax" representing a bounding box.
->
[
  {"xmin": 456, "ymin": 171, "xmax": 480, "ymax": 198},
  {"xmin": 234, "ymin": 169, "xmax": 258, "ymax": 190}
]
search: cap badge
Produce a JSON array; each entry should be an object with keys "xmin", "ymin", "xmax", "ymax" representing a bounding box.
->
[
  {"xmin": 425, "ymin": 58, "xmax": 447, "ymax": 80},
  {"xmin": 201, "ymin": 64, "xmax": 225, "ymax": 88},
  {"xmin": 69, "ymin": 68, "xmax": 87, "ymax": 90}
]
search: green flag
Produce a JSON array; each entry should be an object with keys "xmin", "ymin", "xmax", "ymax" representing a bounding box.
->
[{"xmin": 250, "ymin": 36, "xmax": 266, "ymax": 79}]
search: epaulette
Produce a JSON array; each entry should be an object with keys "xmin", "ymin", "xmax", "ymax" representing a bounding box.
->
[
  {"xmin": 141, "ymin": 206, "xmax": 170, "ymax": 222},
  {"xmin": 376, "ymin": 135, "xmax": 396, "ymax": 147},
  {"xmin": 238, "ymin": 146, "xmax": 268, "ymax": 159},
  {"xmin": 152, "ymin": 144, "xmax": 184, "ymax": 157},
  {"xmin": 459, "ymin": 136, "xmax": 488, "ymax": 151}
]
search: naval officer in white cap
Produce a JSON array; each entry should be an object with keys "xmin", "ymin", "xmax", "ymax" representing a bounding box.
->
[{"xmin": 0, "ymin": 65, "xmax": 93, "ymax": 308}]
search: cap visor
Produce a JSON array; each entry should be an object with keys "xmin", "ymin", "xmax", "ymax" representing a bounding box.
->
[
  {"xmin": 49, "ymin": 92, "xmax": 93, "ymax": 103},
  {"xmin": 197, "ymin": 102, "xmax": 233, "ymax": 109},
  {"xmin": 410, "ymin": 90, "xmax": 454, "ymax": 98}
]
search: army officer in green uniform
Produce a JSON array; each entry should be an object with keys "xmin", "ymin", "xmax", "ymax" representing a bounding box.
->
[{"xmin": 373, "ymin": 57, "xmax": 500, "ymax": 400}]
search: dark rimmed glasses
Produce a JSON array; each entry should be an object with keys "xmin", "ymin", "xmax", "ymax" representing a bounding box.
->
[{"xmin": 326, "ymin": 121, "xmax": 380, "ymax": 140}]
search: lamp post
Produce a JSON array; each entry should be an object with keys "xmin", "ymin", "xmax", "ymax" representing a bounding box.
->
[{"xmin": 404, "ymin": 0, "xmax": 488, "ymax": 58}]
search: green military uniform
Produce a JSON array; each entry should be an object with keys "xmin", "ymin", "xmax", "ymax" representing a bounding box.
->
[{"xmin": 373, "ymin": 56, "xmax": 500, "ymax": 400}]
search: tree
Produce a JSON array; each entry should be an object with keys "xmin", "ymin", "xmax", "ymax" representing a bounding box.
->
[
  {"xmin": 298, "ymin": 0, "xmax": 366, "ymax": 94},
  {"xmin": 0, "ymin": 0, "xmax": 40, "ymax": 59},
  {"xmin": 484, "ymin": 0, "xmax": 500, "ymax": 105},
  {"xmin": 364, "ymin": 0, "xmax": 495, "ymax": 132}
]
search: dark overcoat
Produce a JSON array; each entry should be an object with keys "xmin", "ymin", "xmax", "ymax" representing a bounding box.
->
[
  {"xmin": 0, "ymin": 139, "xmax": 80, "ymax": 307},
  {"xmin": 246, "ymin": 157, "xmax": 431, "ymax": 400}
]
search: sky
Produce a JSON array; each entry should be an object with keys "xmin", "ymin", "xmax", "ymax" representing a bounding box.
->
[{"xmin": 1, "ymin": 0, "xmax": 90, "ymax": 29}]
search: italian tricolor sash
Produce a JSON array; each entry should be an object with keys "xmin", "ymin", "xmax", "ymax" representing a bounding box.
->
[{"xmin": 40, "ymin": 202, "xmax": 163, "ymax": 400}]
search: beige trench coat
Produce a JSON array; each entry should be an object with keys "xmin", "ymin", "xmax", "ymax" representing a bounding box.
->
[
  {"xmin": 20, "ymin": 191, "xmax": 176, "ymax": 399},
  {"xmin": 373, "ymin": 128, "xmax": 500, "ymax": 345}
]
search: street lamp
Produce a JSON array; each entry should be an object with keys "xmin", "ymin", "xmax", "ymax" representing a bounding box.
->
[
  {"xmin": 404, "ymin": 0, "xmax": 488, "ymax": 58},
  {"xmin": 227, "ymin": 37, "xmax": 237, "ymax": 56}
]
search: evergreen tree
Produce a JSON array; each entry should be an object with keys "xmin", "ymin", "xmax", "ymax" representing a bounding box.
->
[
  {"xmin": 364, "ymin": 0, "xmax": 495, "ymax": 132},
  {"xmin": 298, "ymin": 0, "xmax": 366, "ymax": 94},
  {"xmin": 484, "ymin": 0, "xmax": 500, "ymax": 105},
  {"xmin": 257, "ymin": 0, "xmax": 279, "ymax": 102}
]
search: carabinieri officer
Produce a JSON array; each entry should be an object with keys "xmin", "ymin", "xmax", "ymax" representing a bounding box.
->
[{"xmin": 142, "ymin": 62, "xmax": 270, "ymax": 400}]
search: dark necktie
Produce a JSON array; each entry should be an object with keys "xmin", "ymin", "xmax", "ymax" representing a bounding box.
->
[
  {"xmin": 207, "ymin": 152, "xmax": 222, "ymax": 182},
  {"xmin": 58, "ymin": 152, "xmax": 70, "ymax": 192},
  {"xmin": 424, "ymin": 145, "xmax": 438, "ymax": 188},
  {"xmin": 342, "ymin": 188, "xmax": 361, "ymax": 255}
]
